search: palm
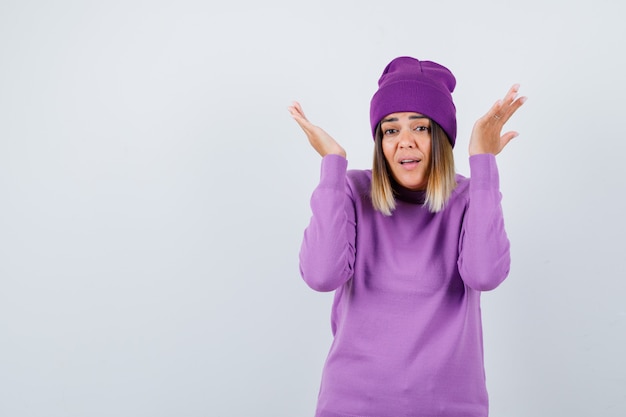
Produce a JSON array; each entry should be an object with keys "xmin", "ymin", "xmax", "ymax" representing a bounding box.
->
[
  {"xmin": 288, "ymin": 102, "xmax": 346, "ymax": 158},
  {"xmin": 469, "ymin": 84, "xmax": 526, "ymax": 156}
]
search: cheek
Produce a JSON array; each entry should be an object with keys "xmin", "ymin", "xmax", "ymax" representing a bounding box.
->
[
  {"xmin": 420, "ymin": 138, "xmax": 432, "ymax": 158},
  {"xmin": 381, "ymin": 142, "xmax": 395, "ymax": 163}
]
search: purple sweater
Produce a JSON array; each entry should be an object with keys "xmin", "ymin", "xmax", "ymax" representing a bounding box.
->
[{"xmin": 299, "ymin": 153, "xmax": 510, "ymax": 417}]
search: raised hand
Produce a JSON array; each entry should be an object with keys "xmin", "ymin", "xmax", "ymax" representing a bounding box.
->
[
  {"xmin": 288, "ymin": 101, "xmax": 346, "ymax": 158},
  {"xmin": 469, "ymin": 84, "xmax": 527, "ymax": 156}
]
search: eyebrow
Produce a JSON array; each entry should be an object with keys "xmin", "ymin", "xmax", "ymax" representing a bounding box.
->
[{"xmin": 381, "ymin": 115, "xmax": 428, "ymax": 124}]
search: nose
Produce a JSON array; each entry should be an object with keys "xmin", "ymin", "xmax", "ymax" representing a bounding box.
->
[{"xmin": 398, "ymin": 130, "xmax": 415, "ymax": 148}]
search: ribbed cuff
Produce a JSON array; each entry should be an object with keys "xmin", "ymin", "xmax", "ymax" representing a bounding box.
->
[
  {"xmin": 469, "ymin": 153, "xmax": 500, "ymax": 191},
  {"xmin": 319, "ymin": 154, "xmax": 348, "ymax": 188}
]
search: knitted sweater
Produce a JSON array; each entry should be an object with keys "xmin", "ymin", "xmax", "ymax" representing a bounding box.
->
[{"xmin": 299, "ymin": 153, "xmax": 510, "ymax": 417}]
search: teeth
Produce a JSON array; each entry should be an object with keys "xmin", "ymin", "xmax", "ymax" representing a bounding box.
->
[{"xmin": 401, "ymin": 159, "xmax": 417, "ymax": 164}]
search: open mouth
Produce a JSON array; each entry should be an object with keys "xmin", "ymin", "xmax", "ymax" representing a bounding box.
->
[{"xmin": 400, "ymin": 159, "xmax": 420, "ymax": 164}]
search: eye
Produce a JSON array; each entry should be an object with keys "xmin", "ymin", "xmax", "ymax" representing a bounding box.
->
[
  {"xmin": 413, "ymin": 125, "xmax": 430, "ymax": 132},
  {"xmin": 383, "ymin": 128, "xmax": 398, "ymax": 136}
]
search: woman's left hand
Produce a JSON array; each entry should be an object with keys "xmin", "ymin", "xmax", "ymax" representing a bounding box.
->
[{"xmin": 469, "ymin": 84, "xmax": 527, "ymax": 156}]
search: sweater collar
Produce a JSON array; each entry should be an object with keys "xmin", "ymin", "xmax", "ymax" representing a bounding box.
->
[{"xmin": 391, "ymin": 178, "xmax": 426, "ymax": 205}]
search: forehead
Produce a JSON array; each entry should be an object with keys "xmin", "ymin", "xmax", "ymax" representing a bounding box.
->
[{"xmin": 381, "ymin": 112, "xmax": 427, "ymax": 123}]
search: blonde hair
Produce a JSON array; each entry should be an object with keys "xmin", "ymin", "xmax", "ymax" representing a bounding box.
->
[{"xmin": 371, "ymin": 120, "xmax": 457, "ymax": 215}]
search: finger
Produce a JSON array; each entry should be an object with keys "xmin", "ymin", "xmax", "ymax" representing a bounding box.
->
[
  {"xmin": 290, "ymin": 112, "xmax": 318, "ymax": 137},
  {"xmin": 484, "ymin": 99, "xmax": 503, "ymax": 122},
  {"xmin": 498, "ymin": 95, "xmax": 527, "ymax": 124},
  {"xmin": 500, "ymin": 131, "xmax": 519, "ymax": 150},
  {"xmin": 288, "ymin": 101, "xmax": 302, "ymax": 117},
  {"xmin": 488, "ymin": 85, "xmax": 518, "ymax": 120},
  {"xmin": 288, "ymin": 103, "xmax": 309, "ymax": 124},
  {"xmin": 291, "ymin": 115, "xmax": 313, "ymax": 133},
  {"xmin": 287, "ymin": 101, "xmax": 300, "ymax": 114},
  {"xmin": 288, "ymin": 106, "xmax": 302, "ymax": 121},
  {"xmin": 292, "ymin": 101, "xmax": 309, "ymax": 120},
  {"xmin": 491, "ymin": 101, "xmax": 526, "ymax": 128},
  {"xmin": 482, "ymin": 102, "xmax": 513, "ymax": 129},
  {"xmin": 503, "ymin": 84, "xmax": 520, "ymax": 103}
]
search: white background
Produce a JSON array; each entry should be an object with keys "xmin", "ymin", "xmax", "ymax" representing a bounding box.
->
[{"xmin": 1, "ymin": 0, "xmax": 624, "ymax": 416}]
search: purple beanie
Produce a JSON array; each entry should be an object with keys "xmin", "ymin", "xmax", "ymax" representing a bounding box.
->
[{"xmin": 370, "ymin": 56, "xmax": 457, "ymax": 147}]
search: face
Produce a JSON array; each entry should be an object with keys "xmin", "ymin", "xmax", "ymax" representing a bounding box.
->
[{"xmin": 380, "ymin": 112, "xmax": 432, "ymax": 191}]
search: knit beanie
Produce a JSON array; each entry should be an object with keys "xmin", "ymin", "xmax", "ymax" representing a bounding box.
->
[{"xmin": 369, "ymin": 56, "xmax": 457, "ymax": 147}]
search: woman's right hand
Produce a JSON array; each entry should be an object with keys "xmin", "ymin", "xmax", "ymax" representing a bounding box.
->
[{"xmin": 288, "ymin": 101, "xmax": 346, "ymax": 158}]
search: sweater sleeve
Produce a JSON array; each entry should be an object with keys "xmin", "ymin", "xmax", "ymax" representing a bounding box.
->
[
  {"xmin": 299, "ymin": 154, "xmax": 357, "ymax": 292},
  {"xmin": 457, "ymin": 154, "xmax": 511, "ymax": 291}
]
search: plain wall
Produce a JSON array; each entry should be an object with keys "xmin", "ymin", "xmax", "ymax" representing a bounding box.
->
[{"xmin": 1, "ymin": 0, "xmax": 624, "ymax": 416}]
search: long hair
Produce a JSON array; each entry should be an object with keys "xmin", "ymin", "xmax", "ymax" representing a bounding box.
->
[{"xmin": 371, "ymin": 119, "xmax": 456, "ymax": 215}]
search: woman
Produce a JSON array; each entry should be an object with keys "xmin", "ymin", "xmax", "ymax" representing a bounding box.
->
[{"xmin": 289, "ymin": 56, "xmax": 526, "ymax": 417}]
